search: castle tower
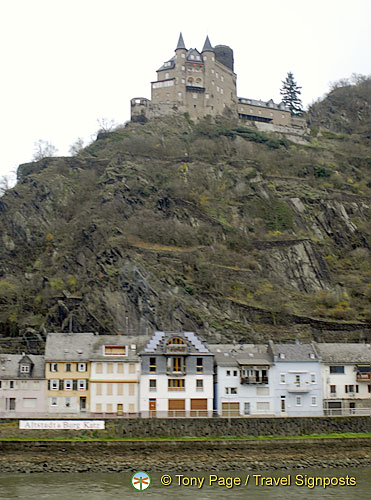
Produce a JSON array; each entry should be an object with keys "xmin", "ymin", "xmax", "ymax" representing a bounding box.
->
[{"xmin": 201, "ymin": 35, "xmax": 217, "ymax": 116}]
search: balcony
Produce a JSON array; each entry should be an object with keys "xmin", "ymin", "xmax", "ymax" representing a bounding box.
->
[
  {"xmin": 356, "ymin": 372, "xmax": 371, "ymax": 382},
  {"xmin": 287, "ymin": 383, "xmax": 311, "ymax": 393},
  {"xmin": 240, "ymin": 376, "xmax": 269, "ymax": 385},
  {"xmin": 186, "ymin": 85, "xmax": 205, "ymax": 93}
]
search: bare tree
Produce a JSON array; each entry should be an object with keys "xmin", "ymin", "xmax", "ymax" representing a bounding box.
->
[
  {"xmin": 33, "ymin": 140, "xmax": 58, "ymax": 161},
  {"xmin": 69, "ymin": 137, "xmax": 84, "ymax": 156},
  {"xmin": 97, "ymin": 118, "xmax": 117, "ymax": 133}
]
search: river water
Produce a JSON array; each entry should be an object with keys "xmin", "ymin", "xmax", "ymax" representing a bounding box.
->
[{"xmin": 0, "ymin": 468, "xmax": 370, "ymax": 499}]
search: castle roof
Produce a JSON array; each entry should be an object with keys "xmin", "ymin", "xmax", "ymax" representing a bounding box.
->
[
  {"xmin": 186, "ymin": 48, "xmax": 203, "ymax": 62},
  {"xmin": 157, "ymin": 56, "xmax": 175, "ymax": 72},
  {"xmin": 238, "ymin": 97, "xmax": 289, "ymax": 111},
  {"xmin": 176, "ymin": 32, "xmax": 186, "ymax": 50},
  {"xmin": 202, "ymin": 35, "xmax": 214, "ymax": 52}
]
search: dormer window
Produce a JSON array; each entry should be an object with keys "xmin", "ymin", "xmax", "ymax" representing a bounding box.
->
[
  {"xmin": 104, "ymin": 346, "xmax": 127, "ymax": 356},
  {"xmin": 168, "ymin": 337, "xmax": 185, "ymax": 345},
  {"xmin": 20, "ymin": 365, "xmax": 30, "ymax": 373}
]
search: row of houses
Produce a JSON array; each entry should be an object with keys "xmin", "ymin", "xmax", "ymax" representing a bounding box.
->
[{"xmin": 0, "ymin": 331, "xmax": 370, "ymax": 418}]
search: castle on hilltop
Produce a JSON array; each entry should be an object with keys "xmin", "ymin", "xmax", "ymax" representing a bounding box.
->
[{"xmin": 131, "ymin": 33, "xmax": 296, "ymax": 127}]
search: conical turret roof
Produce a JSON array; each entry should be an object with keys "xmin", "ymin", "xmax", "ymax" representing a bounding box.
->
[
  {"xmin": 202, "ymin": 35, "xmax": 214, "ymax": 52},
  {"xmin": 176, "ymin": 32, "xmax": 186, "ymax": 50}
]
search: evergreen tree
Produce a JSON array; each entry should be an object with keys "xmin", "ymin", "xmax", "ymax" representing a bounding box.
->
[{"xmin": 280, "ymin": 72, "xmax": 303, "ymax": 115}]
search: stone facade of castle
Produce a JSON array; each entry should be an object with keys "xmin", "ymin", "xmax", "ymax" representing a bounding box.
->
[{"xmin": 131, "ymin": 33, "xmax": 298, "ymax": 127}]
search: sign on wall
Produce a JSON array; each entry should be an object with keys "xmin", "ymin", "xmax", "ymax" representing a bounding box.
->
[{"xmin": 19, "ymin": 420, "xmax": 105, "ymax": 430}]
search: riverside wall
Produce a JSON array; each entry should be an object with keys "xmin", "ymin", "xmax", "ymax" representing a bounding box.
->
[{"xmin": 0, "ymin": 416, "xmax": 371, "ymax": 439}]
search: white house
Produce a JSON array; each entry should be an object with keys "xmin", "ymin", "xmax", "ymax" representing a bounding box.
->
[
  {"xmin": 0, "ymin": 354, "xmax": 46, "ymax": 417},
  {"xmin": 139, "ymin": 331, "xmax": 214, "ymax": 417},
  {"xmin": 268, "ymin": 342, "xmax": 323, "ymax": 417},
  {"xmin": 90, "ymin": 335, "xmax": 149, "ymax": 415},
  {"xmin": 209, "ymin": 344, "xmax": 274, "ymax": 417},
  {"xmin": 314, "ymin": 343, "xmax": 371, "ymax": 415}
]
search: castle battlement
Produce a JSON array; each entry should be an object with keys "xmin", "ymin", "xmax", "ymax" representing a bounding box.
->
[{"xmin": 131, "ymin": 33, "xmax": 294, "ymax": 126}]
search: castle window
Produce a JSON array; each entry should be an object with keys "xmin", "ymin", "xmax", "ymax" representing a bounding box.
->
[
  {"xmin": 212, "ymin": 56, "xmax": 215, "ymax": 61},
  {"xmin": 212, "ymin": 80, "xmax": 214, "ymax": 85},
  {"xmin": 187, "ymin": 77, "xmax": 193, "ymax": 85},
  {"xmin": 220, "ymin": 88, "xmax": 224, "ymax": 94},
  {"xmin": 216, "ymin": 72, "xmax": 219, "ymax": 78},
  {"xmin": 203, "ymin": 56, "xmax": 207, "ymax": 61},
  {"xmin": 190, "ymin": 55, "xmax": 194, "ymax": 60},
  {"xmin": 182, "ymin": 66, "xmax": 185, "ymax": 71},
  {"xmin": 192, "ymin": 94, "xmax": 197, "ymax": 99},
  {"xmin": 221, "ymin": 75, "xmax": 224, "ymax": 82},
  {"xmin": 216, "ymin": 86, "xmax": 219, "ymax": 92},
  {"xmin": 205, "ymin": 94, "xmax": 209, "ymax": 99},
  {"xmin": 165, "ymin": 72, "xmax": 169, "ymax": 79},
  {"xmin": 281, "ymin": 114, "xmax": 285, "ymax": 118},
  {"xmin": 270, "ymin": 112, "xmax": 273, "ymax": 116},
  {"xmin": 178, "ymin": 92, "xmax": 182, "ymax": 97},
  {"xmin": 181, "ymin": 79, "xmax": 185, "ymax": 83},
  {"xmin": 211, "ymin": 69, "xmax": 214, "ymax": 74},
  {"xmin": 181, "ymin": 54, "xmax": 185, "ymax": 58}
]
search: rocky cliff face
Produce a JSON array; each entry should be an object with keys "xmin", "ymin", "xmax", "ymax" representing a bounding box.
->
[{"xmin": 1, "ymin": 81, "xmax": 370, "ymax": 351}]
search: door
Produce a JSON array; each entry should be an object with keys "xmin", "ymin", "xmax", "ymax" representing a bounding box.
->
[
  {"xmin": 149, "ymin": 399, "xmax": 156, "ymax": 417},
  {"xmin": 117, "ymin": 403, "xmax": 123, "ymax": 416},
  {"xmin": 349, "ymin": 402, "xmax": 356, "ymax": 415},
  {"xmin": 80, "ymin": 397, "xmax": 87, "ymax": 411},
  {"xmin": 190, "ymin": 398, "xmax": 207, "ymax": 417},
  {"xmin": 280, "ymin": 396, "xmax": 286, "ymax": 413},
  {"xmin": 244, "ymin": 402, "xmax": 250, "ymax": 416},
  {"xmin": 168, "ymin": 399, "xmax": 185, "ymax": 417},
  {"xmin": 222, "ymin": 402, "xmax": 239, "ymax": 417},
  {"xmin": 327, "ymin": 401, "xmax": 342, "ymax": 416}
]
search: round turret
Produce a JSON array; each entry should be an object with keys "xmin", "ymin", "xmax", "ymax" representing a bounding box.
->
[{"xmin": 214, "ymin": 45, "xmax": 234, "ymax": 72}]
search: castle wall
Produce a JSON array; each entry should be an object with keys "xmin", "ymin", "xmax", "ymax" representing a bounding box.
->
[{"xmin": 238, "ymin": 101, "xmax": 291, "ymax": 126}]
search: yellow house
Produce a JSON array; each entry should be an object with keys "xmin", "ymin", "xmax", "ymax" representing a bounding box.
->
[{"xmin": 45, "ymin": 332, "xmax": 95, "ymax": 415}]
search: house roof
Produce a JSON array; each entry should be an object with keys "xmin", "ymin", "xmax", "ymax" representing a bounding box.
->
[
  {"xmin": 45, "ymin": 332, "xmax": 96, "ymax": 361},
  {"xmin": 90, "ymin": 335, "xmax": 150, "ymax": 361},
  {"xmin": 272, "ymin": 343, "xmax": 319, "ymax": 362},
  {"xmin": 209, "ymin": 344, "xmax": 272, "ymax": 367},
  {"xmin": 314, "ymin": 343, "xmax": 371, "ymax": 364},
  {"xmin": 142, "ymin": 331, "xmax": 212, "ymax": 355},
  {"xmin": 0, "ymin": 354, "xmax": 45, "ymax": 379}
]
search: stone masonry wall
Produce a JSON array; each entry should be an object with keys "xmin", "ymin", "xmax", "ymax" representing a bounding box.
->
[{"xmin": 0, "ymin": 416, "xmax": 370, "ymax": 439}]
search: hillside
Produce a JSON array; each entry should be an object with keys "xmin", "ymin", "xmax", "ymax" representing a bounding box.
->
[{"xmin": 1, "ymin": 79, "xmax": 370, "ymax": 352}]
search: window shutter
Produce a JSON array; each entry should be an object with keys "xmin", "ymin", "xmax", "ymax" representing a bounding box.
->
[
  {"xmin": 73, "ymin": 380, "xmax": 77, "ymax": 391},
  {"xmin": 356, "ymin": 385, "xmax": 359, "ymax": 393},
  {"xmin": 86, "ymin": 380, "xmax": 88, "ymax": 390},
  {"xmin": 59, "ymin": 380, "xmax": 63, "ymax": 390},
  {"xmin": 48, "ymin": 380, "xmax": 50, "ymax": 390},
  {"xmin": 345, "ymin": 385, "xmax": 348, "ymax": 393}
]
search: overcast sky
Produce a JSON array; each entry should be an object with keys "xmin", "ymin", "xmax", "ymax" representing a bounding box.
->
[{"xmin": 1, "ymin": 0, "xmax": 370, "ymax": 185}]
